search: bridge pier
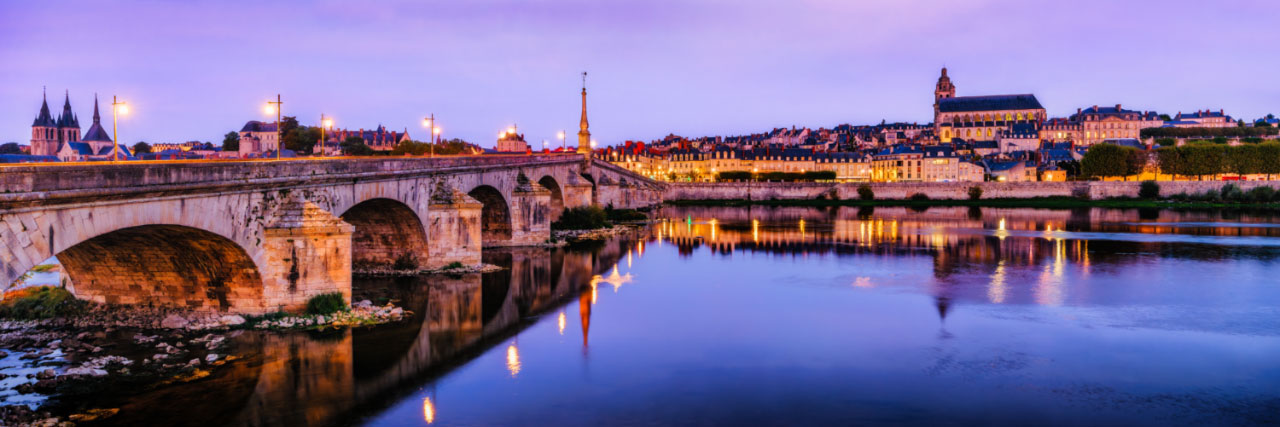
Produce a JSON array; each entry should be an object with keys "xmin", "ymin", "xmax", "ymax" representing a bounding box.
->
[
  {"xmin": 507, "ymin": 175, "xmax": 551, "ymax": 246},
  {"xmin": 261, "ymin": 196, "xmax": 354, "ymax": 313},
  {"xmin": 425, "ymin": 183, "xmax": 483, "ymax": 269},
  {"xmin": 561, "ymin": 173, "xmax": 595, "ymax": 209}
]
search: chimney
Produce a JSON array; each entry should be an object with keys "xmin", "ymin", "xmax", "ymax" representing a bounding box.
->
[{"xmin": 1116, "ymin": 104, "xmax": 1121, "ymax": 111}]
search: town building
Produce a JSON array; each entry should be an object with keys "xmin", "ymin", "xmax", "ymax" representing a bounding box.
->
[
  {"xmin": 495, "ymin": 128, "xmax": 530, "ymax": 152},
  {"xmin": 1069, "ymin": 104, "xmax": 1163, "ymax": 145},
  {"xmin": 322, "ymin": 126, "xmax": 409, "ymax": 151},
  {"xmin": 237, "ymin": 121, "xmax": 279, "ymax": 157},
  {"xmin": 932, "ymin": 68, "xmax": 1046, "ymax": 144},
  {"xmin": 1170, "ymin": 110, "xmax": 1234, "ymax": 128}
]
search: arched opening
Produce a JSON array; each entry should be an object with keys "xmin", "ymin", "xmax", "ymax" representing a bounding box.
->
[
  {"xmin": 55, "ymin": 225, "xmax": 264, "ymax": 311},
  {"xmin": 340, "ymin": 198, "xmax": 429, "ymax": 270},
  {"xmin": 580, "ymin": 173, "xmax": 597, "ymax": 205},
  {"xmin": 468, "ymin": 185, "xmax": 512, "ymax": 246},
  {"xmin": 539, "ymin": 176, "xmax": 565, "ymax": 222}
]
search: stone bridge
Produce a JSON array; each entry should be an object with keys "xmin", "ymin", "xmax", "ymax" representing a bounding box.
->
[{"xmin": 0, "ymin": 154, "xmax": 663, "ymax": 313}]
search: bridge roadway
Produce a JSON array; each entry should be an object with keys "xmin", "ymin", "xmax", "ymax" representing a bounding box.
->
[{"xmin": 0, "ymin": 154, "xmax": 663, "ymax": 313}]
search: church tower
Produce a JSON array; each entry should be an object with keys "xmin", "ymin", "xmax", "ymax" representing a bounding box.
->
[
  {"xmin": 81, "ymin": 94, "xmax": 115, "ymax": 154},
  {"xmin": 56, "ymin": 91, "xmax": 81, "ymax": 145},
  {"xmin": 30, "ymin": 89, "xmax": 59, "ymax": 156},
  {"xmin": 577, "ymin": 72, "xmax": 592, "ymax": 154},
  {"xmin": 933, "ymin": 67, "xmax": 956, "ymax": 118}
]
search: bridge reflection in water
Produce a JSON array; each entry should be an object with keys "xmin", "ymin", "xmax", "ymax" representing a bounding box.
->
[
  {"xmin": 79, "ymin": 205, "xmax": 1280, "ymax": 426},
  {"xmin": 88, "ymin": 232, "xmax": 639, "ymax": 427}
]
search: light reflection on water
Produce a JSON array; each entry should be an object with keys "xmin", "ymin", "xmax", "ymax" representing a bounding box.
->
[{"xmin": 68, "ymin": 206, "xmax": 1280, "ymax": 426}]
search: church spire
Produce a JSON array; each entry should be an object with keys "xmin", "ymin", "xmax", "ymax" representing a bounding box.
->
[
  {"xmin": 577, "ymin": 71, "xmax": 592, "ymax": 154},
  {"xmin": 33, "ymin": 87, "xmax": 55, "ymax": 127},
  {"xmin": 92, "ymin": 93, "xmax": 101, "ymax": 123}
]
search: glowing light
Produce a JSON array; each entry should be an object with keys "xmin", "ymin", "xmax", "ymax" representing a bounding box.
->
[
  {"xmin": 422, "ymin": 397, "xmax": 436, "ymax": 424},
  {"xmin": 506, "ymin": 343, "xmax": 521, "ymax": 377},
  {"xmin": 752, "ymin": 219, "xmax": 760, "ymax": 243},
  {"xmin": 988, "ymin": 260, "xmax": 1007, "ymax": 303},
  {"xmin": 507, "ymin": 127, "xmax": 516, "ymax": 134},
  {"xmin": 116, "ymin": 104, "xmax": 129, "ymax": 115},
  {"xmin": 322, "ymin": 118, "xmax": 333, "ymax": 128},
  {"xmin": 557, "ymin": 311, "xmax": 566, "ymax": 335},
  {"xmin": 263, "ymin": 104, "xmax": 276, "ymax": 115},
  {"xmin": 433, "ymin": 127, "xmax": 441, "ymax": 135},
  {"xmin": 854, "ymin": 276, "xmax": 873, "ymax": 288},
  {"xmin": 591, "ymin": 265, "xmax": 634, "ymax": 293},
  {"xmin": 996, "ymin": 218, "xmax": 1009, "ymax": 240},
  {"xmin": 557, "ymin": 131, "xmax": 566, "ymax": 139}
]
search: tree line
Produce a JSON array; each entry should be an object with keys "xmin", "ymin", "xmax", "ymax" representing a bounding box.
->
[
  {"xmin": 1140, "ymin": 126, "xmax": 1279, "ymax": 139},
  {"xmin": 1083, "ymin": 142, "xmax": 1280, "ymax": 180}
]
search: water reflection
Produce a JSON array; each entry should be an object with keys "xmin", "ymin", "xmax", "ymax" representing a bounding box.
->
[
  {"xmin": 73, "ymin": 206, "xmax": 1280, "ymax": 426},
  {"xmin": 79, "ymin": 233, "xmax": 635, "ymax": 427}
]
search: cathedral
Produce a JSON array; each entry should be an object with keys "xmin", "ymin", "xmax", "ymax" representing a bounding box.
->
[
  {"xmin": 931, "ymin": 68, "xmax": 1045, "ymax": 143},
  {"xmin": 30, "ymin": 90, "xmax": 117, "ymax": 159}
]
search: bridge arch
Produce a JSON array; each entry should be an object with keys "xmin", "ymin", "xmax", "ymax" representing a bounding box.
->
[
  {"xmin": 538, "ymin": 175, "xmax": 565, "ymax": 222},
  {"xmin": 340, "ymin": 198, "xmax": 429, "ymax": 270},
  {"xmin": 58, "ymin": 224, "xmax": 264, "ymax": 311},
  {"xmin": 467, "ymin": 185, "xmax": 513, "ymax": 246}
]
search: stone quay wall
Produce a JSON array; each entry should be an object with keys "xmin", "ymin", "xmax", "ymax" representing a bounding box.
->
[{"xmin": 664, "ymin": 181, "xmax": 1280, "ymax": 201}]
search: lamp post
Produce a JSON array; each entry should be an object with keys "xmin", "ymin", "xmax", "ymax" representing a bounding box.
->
[
  {"xmin": 321, "ymin": 114, "xmax": 333, "ymax": 157},
  {"xmin": 423, "ymin": 114, "xmax": 435, "ymax": 157},
  {"xmin": 558, "ymin": 130, "xmax": 566, "ymax": 152},
  {"xmin": 265, "ymin": 94, "xmax": 282, "ymax": 160},
  {"xmin": 111, "ymin": 96, "xmax": 128, "ymax": 162}
]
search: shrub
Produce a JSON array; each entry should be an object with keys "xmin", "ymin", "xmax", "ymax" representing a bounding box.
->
[
  {"xmin": 306, "ymin": 292, "xmax": 347, "ymax": 315},
  {"xmin": 0, "ymin": 286, "xmax": 87, "ymax": 320},
  {"xmin": 553, "ymin": 206, "xmax": 611, "ymax": 230},
  {"xmin": 967, "ymin": 186, "xmax": 983, "ymax": 200},
  {"xmin": 857, "ymin": 184, "xmax": 874, "ymax": 201},
  {"xmin": 1138, "ymin": 180, "xmax": 1160, "ymax": 199},
  {"xmin": 605, "ymin": 207, "xmax": 648, "ymax": 222},
  {"xmin": 909, "ymin": 193, "xmax": 930, "ymax": 201},
  {"xmin": 1200, "ymin": 189, "xmax": 1220, "ymax": 202},
  {"xmin": 1245, "ymin": 186, "xmax": 1276, "ymax": 203},
  {"xmin": 1221, "ymin": 183, "xmax": 1245, "ymax": 202},
  {"xmin": 442, "ymin": 261, "xmax": 466, "ymax": 270},
  {"xmin": 392, "ymin": 252, "xmax": 418, "ymax": 271}
]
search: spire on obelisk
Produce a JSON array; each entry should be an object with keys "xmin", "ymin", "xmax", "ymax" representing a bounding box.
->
[{"xmin": 577, "ymin": 71, "xmax": 591, "ymax": 154}]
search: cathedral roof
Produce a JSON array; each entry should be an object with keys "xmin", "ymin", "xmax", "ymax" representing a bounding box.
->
[
  {"xmin": 57, "ymin": 92, "xmax": 80, "ymax": 129},
  {"xmin": 938, "ymin": 94, "xmax": 1043, "ymax": 113},
  {"xmin": 81, "ymin": 96, "xmax": 112, "ymax": 142},
  {"xmin": 32, "ymin": 93, "xmax": 56, "ymax": 127}
]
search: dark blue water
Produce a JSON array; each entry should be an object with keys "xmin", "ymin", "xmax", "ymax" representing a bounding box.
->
[{"xmin": 72, "ymin": 206, "xmax": 1280, "ymax": 426}]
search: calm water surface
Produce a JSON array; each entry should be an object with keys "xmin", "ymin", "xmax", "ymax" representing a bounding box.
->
[{"xmin": 90, "ymin": 206, "xmax": 1280, "ymax": 426}]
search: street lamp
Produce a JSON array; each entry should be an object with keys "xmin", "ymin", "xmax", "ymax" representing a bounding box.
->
[
  {"xmin": 432, "ymin": 126, "xmax": 441, "ymax": 155},
  {"xmin": 321, "ymin": 114, "xmax": 333, "ymax": 156},
  {"xmin": 111, "ymin": 96, "xmax": 127, "ymax": 162},
  {"xmin": 558, "ymin": 130, "xmax": 566, "ymax": 151},
  {"xmin": 423, "ymin": 114, "xmax": 436, "ymax": 156},
  {"xmin": 265, "ymin": 94, "xmax": 282, "ymax": 160}
]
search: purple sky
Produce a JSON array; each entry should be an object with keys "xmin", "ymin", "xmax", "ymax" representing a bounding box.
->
[{"xmin": 2, "ymin": 0, "xmax": 1277, "ymax": 149}]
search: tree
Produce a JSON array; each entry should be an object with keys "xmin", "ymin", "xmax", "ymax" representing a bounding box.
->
[
  {"xmin": 1155, "ymin": 146, "xmax": 1186, "ymax": 179},
  {"xmin": 1225, "ymin": 143, "xmax": 1261, "ymax": 176},
  {"xmin": 341, "ymin": 136, "xmax": 373, "ymax": 156},
  {"xmin": 1158, "ymin": 114, "xmax": 1173, "ymax": 122},
  {"xmin": 283, "ymin": 126, "xmax": 321, "ymax": 154},
  {"xmin": 132, "ymin": 141, "xmax": 152, "ymax": 154},
  {"xmin": 0, "ymin": 142, "xmax": 22, "ymax": 154},
  {"xmin": 1256, "ymin": 142, "xmax": 1280, "ymax": 180},
  {"xmin": 391, "ymin": 140, "xmax": 432, "ymax": 156},
  {"xmin": 1181, "ymin": 144, "xmax": 1225, "ymax": 180},
  {"xmin": 1081, "ymin": 144, "xmax": 1140, "ymax": 179},
  {"xmin": 222, "ymin": 132, "xmax": 240, "ymax": 151}
]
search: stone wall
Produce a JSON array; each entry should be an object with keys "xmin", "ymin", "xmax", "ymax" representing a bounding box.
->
[{"xmin": 665, "ymin": 181, "xmax": 1280, "ymax": 201}]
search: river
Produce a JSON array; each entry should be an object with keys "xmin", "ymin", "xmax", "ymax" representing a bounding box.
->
[{"xmin": 48, "ymin": 206, "xmax": 1280, "ymax": 425}]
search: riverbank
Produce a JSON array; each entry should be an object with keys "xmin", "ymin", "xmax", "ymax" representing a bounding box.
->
[
  {"xmin": 665, "ymin": 197, "xmax": 1280, "ymax": 210},
  {"xmin": 0, "ymin": 290, "xmax": 409, "ymax": 426}
]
